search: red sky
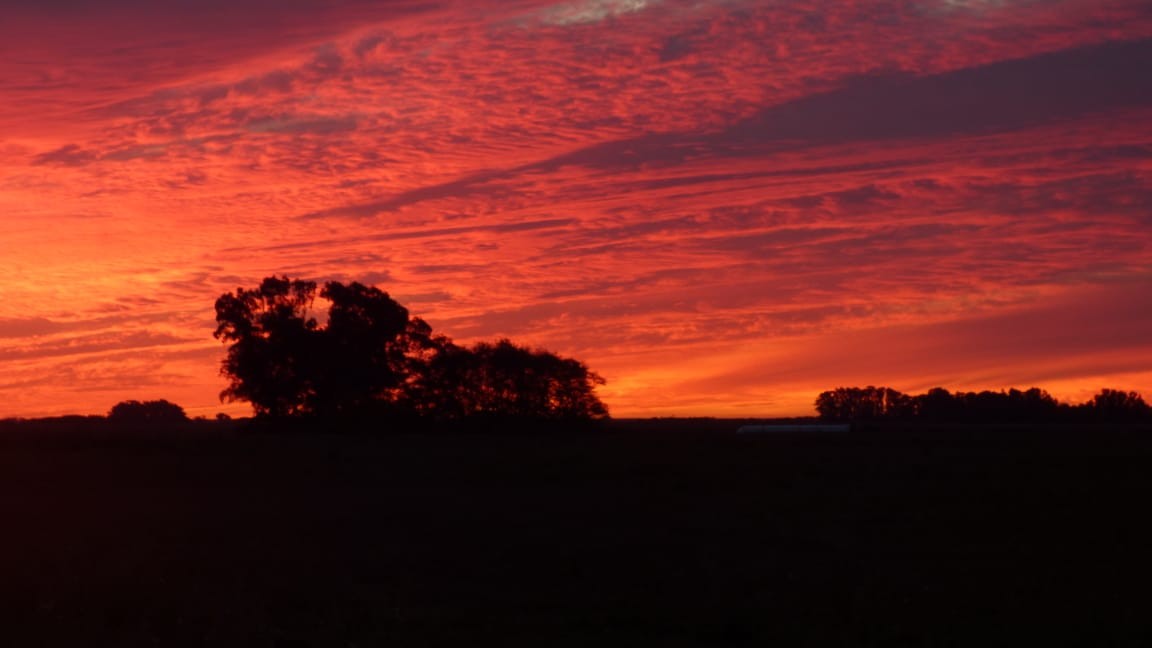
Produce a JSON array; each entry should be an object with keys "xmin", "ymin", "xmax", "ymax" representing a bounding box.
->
[{"xmin": 1, "ymin": 0, "xmax": 1150, "ymax": 419}]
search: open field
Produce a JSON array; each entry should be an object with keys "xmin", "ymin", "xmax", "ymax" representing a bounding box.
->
[{"xmin": 2, "ymin": 421, "xmax": 1152, "ymax": 646}]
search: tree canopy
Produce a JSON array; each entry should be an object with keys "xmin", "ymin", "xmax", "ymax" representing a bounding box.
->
[
  {"xmin": 214, "ymin": 276, "xmax": 321, "ymax": 418},
  {"xmin": 108, "ymin": 399, "xmax": 189, "ymax": 424},
  {"xmin": 214, "ymin": 276, "xmax": 608, "ymax": 427},
  {"xmin": 416, "ymin": 338, "xmax": 608, "ymax": 422}
]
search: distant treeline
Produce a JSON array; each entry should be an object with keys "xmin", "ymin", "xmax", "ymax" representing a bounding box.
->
[
  {"xmin": 0, "ymin": 401, "xmax": 241, "ymax": 442},
  {"xmin": 2, "ymin": 400, "xmax": 203, "ymax": 428},
  {"xmin": 815, "ymin": 386, "xmax": 1151, "ymax": 423}
]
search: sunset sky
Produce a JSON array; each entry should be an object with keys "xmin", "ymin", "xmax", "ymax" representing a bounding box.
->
[{"xmin": 1, "ymin": 0, "xmax": 1150, "ymax": 419}]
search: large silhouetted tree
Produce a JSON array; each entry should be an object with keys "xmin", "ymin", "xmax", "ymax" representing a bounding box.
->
[
  {"xmin": 214, "ymin": 276, "xmax": 320, "ymax": 418},
  {"xmin": 308, "ymin": 281, "xmax": 436, "ymax": 417}
]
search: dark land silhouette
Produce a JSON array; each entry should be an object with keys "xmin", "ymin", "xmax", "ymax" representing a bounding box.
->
[{"xmin": 1, "ymin": 417, "xmax": 1151, "ymax": 646}]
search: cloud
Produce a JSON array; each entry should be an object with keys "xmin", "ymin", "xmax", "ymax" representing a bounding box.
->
[
  {"xmin": 729, "ymin": 37, "xmax": 1152, "ymax": 144},
  {"xmin": 0, "ymin": 331, "xmax": 192, "ymax": 362},
  {"xmin": 0, "ymin": 318, "xmax": 63, "ymax": 338},
  {"xmin": 246, "ymin": 115, "xmax": 360, "ymax": 135},
  {"xmin": 708, "ymin": 279, "xmax": 1152, "ymax": 392},
  {"xmin": 32, "ymin": 145, "xmax": 100, "ymax": 167},
  {"xmin": 537, "ymin": 0, "xmax": 655, "ymax": 25},
  {"xmin": 1, "ymin": 0, "xmax": 1151, "ymax": 418}
]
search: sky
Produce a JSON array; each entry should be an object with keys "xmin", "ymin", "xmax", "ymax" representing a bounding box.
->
[{"xmin": 1, "ymin": 0, "xmax": 1150, "ymax": 419}]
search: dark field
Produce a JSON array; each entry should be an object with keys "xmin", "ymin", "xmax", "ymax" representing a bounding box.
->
[{"xmin": 3, "ymin": 421, "xmax": 1152, "ymax": 646}]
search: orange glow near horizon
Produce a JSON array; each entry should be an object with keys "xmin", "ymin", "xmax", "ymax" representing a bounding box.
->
[{"xmin": 2, "ymin": 0, "xmax": 1151, "ymax": 419}]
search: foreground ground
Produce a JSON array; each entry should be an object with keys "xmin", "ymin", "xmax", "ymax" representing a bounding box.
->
[{"xmin": 2, "ymin": 421, "xmax": 1151, "ymax": 646}]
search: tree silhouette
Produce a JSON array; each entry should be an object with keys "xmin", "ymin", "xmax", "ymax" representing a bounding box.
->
[
  {"xmin": 108, "ymin": 399, "xmax": 188, "ymax": 424},
  {"xmin": 214, "ymin": 276, "xmax": 320, "ymax": 418},
  {"xmin": 426, "ymin": 339, "xmax": 608, "ymax": 422},
  {"xmin": 1004, "ymin": 387, "xmax": 1060, "ymax": 421},
  {"xmin": 214, "ymin": 276, "xmax": 608, "ymax": 427},
  {"xmin": 815, "ymin": 385, "xmax": 1148, "ymax": 424},
  {"xmin": 815, "ymin": 386, "xmax": 912, "ymax": 421},
  {"xmin": 413, "ymin": 339, "xmax": 481, "ymax": 421},
  {"xmin": 1088, "ymin": 389, "xmax": 1151, "ymax": 421},
  {"xmin": 308, "ymin": 281, "xmax": 435, "ymax": 418},
  {"xmin": 916, "ymin": 387, "xmax": 958, "ymax": 421}
]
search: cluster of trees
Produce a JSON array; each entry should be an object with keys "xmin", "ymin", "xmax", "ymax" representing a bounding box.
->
[
  {"xmin": 107, "ymin": 399, "xmax": 189, "ymax": 424},
  {"xmin": 815, "ymin": 386, "xmax": 1151, "ymax": 423},
  {"xmin": 213, "ymin": 276, "xmax": 608, "ymax": 426}
]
